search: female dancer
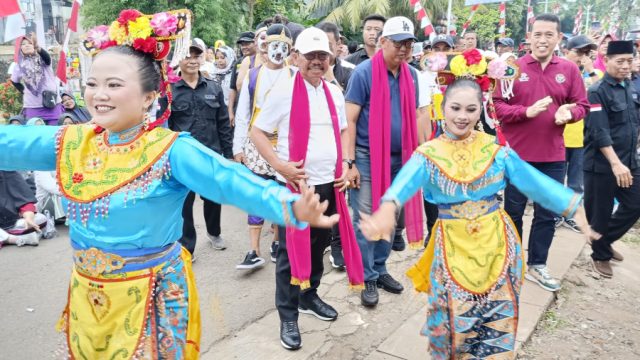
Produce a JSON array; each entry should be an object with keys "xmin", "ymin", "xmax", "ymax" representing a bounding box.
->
[
  {"xmin": 0, "ymin": 9, "xmax": 336, "ymax": 359},
  {"xmin": 361, "ymin": 79, "xmax": 592, "ymax": 359}
]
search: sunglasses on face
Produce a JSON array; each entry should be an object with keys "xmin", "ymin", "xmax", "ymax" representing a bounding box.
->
[
  {"xmin": 391, "ymin": 39, "xmax": 415, "ymax": 49},
  {"xmin": 301, "ymin": 52, "xmax": 329, "ymax": 61}
]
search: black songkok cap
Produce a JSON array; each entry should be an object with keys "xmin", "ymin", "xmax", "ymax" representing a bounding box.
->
[{"xmin": 606, "ymin": 40, "xmax": 634, "ymax": 56}]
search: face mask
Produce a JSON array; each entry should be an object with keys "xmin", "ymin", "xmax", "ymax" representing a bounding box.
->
[{"xmin": 267, "ymin": 41, "xmax": 290, "ymax": 65}]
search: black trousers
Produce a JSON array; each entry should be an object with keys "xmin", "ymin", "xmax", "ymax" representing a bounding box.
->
[
  {"xmin": 275, "ymin": 182, "xmax": 334, "ymax": 321},
  {"xmin": 179, "ymin": 191, "xmax": 222, "ymax": 254},
  {"xmin": 584, "ymin": 168, "xmax": 640, "ymax": 261},
  {"xmin": 423, "ymin": 199, "xmax": 439, "ymax": 242}
]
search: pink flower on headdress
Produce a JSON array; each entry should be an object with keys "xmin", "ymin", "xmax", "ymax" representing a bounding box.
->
[
  {"xmin": 150, "ymin": 12, "xmax": 178, "ymax": 37},
  {"xmin": 86, "ymin": 25, "xmax": 110, "ymax": 49},
  {"xmin": 487, "ymin": 59, "xmax": 508, "ymax": 79},
  {"xmin": 166, "ymin": 66, "xmax": 180, "ymax": 83},
  {"xmin": 427, "ymin": 53, "xmax": 448, "ymax": 72},
  {"xmin": 118, "ymin": 9, "xmax": 142, "ymax": 26}
]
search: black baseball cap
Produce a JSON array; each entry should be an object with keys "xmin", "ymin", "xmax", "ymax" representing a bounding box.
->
[
  {"xmin": 236, "ymin": 31, "xmax": 255, "ymax": 44},
  {"xmin": 496, "ymin": 37, "xmax": 515, "ymax": 48},
  {"xmin": 566, "ymin": 35, "xmax": 597, "ymax": 51},
  {"xmin": 432, "ymin": 34, "xmax": 454, "ymax": 48}
]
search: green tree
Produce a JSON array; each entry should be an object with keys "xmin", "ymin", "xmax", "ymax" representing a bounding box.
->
[{"xmin": 453, "ymin": 0, "xmax": 527, "ymax": 47}]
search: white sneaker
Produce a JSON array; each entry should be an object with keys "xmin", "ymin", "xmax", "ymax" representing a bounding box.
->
[
  {"xmin": 16, "ymin": 232, "xmax": 40, "ymax": 247},
  {"xmin": 525, "ymin": 265, "xmax": 561, "ymax": 292},
  {"xmin": 208, "ymin": 234, "xmax": 226, "ymax": 250}
]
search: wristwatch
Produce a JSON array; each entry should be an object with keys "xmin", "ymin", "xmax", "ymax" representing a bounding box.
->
[
  {"xmin": 342, "ymin": 159, "xmax": 354, "ymax": 169},
  {"xmin": 588, "ymin": 71, "xmax": 597, "ymax": 77}
]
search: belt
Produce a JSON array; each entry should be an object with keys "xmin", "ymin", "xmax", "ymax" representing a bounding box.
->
[
  {"xmin": 438, "ymin": 196, "xmax": 500, "ymax": 220},
  {"xmin": 72, "ymin": 242, "xmax": 181, "ymax": 277}
]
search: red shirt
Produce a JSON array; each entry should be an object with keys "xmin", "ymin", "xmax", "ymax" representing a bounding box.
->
[{"xmin": 493, "ymin": 54, "xmax": 589, "ymax": 162}]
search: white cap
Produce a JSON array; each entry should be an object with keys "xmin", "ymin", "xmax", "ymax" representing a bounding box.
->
[
  {"xmin": 294, "ymin": 27, "xmax": 333, "ymax": 55},
  {"xmin": 381, "ymin": 16, "xmax": 417, "ymax": 42}
]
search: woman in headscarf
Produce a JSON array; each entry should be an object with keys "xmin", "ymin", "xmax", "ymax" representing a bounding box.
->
[
  {"xmin": 212, "ymin": 45, "xmax": 236, "ymax": 105},
  {"xmin": 57, "ymin": 111, "xmax": 82, "ymax": 125},
  {"xmin": 8, "ymin": 115, "xmax": 25, "ymax": 125},
  {"xmin": 10, "ymin": 35, "xmax": 63, "ymax": 125},
  {"xmin": 26, "ymin": 117, "xmax": 45, "ymax": 126},
  {"xmin": 0, "ymin": 170, "xmax": 48, "ymax": 248},
  {"xmin": 60, "ymin": 91, "xmax": 91, "ymax": 122},
  {"xmin": 593, "ymin": 34, "xmax": 615, "ymax": 73}
]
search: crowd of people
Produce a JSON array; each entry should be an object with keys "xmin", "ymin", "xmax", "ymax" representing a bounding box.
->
[{"xmin": 1, "ymin": 8, "xmax": 639, "ymax": 359}]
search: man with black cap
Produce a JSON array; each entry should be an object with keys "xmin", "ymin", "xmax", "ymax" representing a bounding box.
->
[
  {"xmin": 584, "ymin": 40, "xmax": 640, "ymax": 278},
  {"xmin": 432, "ymin": 34, "xmax": 454, "ymax": 52},
  {"xmin": 496, "ymin": 37, "xmax": 515, "ymax": 56},
  {"xmin": 229, "ymin": 31, "xmax": 258, "ymax": 126},
  {"xmin": 160, "ymin": 38, "xmax": 233, "ymax": 260},
  {"xmin": 228, "ymin": 31, "xmax": 256, "ymax": 125}
]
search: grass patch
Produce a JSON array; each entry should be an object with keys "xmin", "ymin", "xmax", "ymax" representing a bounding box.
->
[
  {"xmin": 540, "ymin": 309, "xmax": 568, "ymax": 331},
  {"xmin": 620, "ymin": 233, "xmax": 640, "ymax": 245}
]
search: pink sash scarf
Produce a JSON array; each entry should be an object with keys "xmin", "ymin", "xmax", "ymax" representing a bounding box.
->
[
  {"xmin": 286, "ymin": 72, "xmax": 364, "ymax": 289},
  {"xmin": 369, "ymin": 51, "xmax": 424, "ymax": 247}
]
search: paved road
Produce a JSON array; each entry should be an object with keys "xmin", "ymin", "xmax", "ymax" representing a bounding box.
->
[{"xmin": 0, "ymin": 200, "xmax": 301, "ymax": 358}]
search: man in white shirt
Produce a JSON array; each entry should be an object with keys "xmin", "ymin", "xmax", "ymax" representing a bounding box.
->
[
  {"xmin": 250, "ymin": 27, "xmax": 350, "ymax": 351},
  {"xmin": 232, "ymin": 24, "xmax": 295, "ymax": 270}
]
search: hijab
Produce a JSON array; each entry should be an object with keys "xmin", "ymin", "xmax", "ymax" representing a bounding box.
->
[
  {"xmin": 58, "ymin": 111, "xmax": 82, "ymax": 125},
  {"xmin": 16, "ymin": 36, "xmax": 46, "ymax": 96},
  {"xmin": 212, "ymin": 46, "xmax": 236, "ymax": 75},
  {"xmin": 61, "ymin": 91, "xmax": 92, "ymax": 122},
  {"xmin": 26, "ymin": 117, "xmax": 45, "ymax": 126}
]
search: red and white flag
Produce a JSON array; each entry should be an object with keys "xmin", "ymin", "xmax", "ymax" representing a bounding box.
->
[
  {"xmin": 461, "ymin": 4, "xmax": 480, "ymax": 37},
  {"xmin": 498, "ymin": 2, "xmax": 506, "ymax": 38},
  {"xmin": 58, "ymin": 0, "xmax": 83, "ymax": 83},
  {"xmin": 409, "ymin": 0, "xmax": 435, "ymax": 37},
  {"xmin": 573, "ymin": 7, "xmax": 584, "ymax": 35},
  {"xmin": 1, "ymin": 0, "xmax": 26, "ymax": 42}
]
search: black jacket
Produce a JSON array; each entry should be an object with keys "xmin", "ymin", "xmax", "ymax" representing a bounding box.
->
[
  {"xmin": 160, "ymin": 75, "xmax": 233, "ymax": 158},
  {"xmin": 584, "ymin": 73, "xmax": 640, "ymax": 174},
  {"xmin": 0, "ymin": 171, "xmax": 36, "ymax": 229}
]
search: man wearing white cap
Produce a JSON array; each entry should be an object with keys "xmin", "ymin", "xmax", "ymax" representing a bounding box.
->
[
  {"xmin": 251, "ymin": 27, "xmax": 363, "ymax": 351},
  {"xmin": 344, "ymin": 16, "xmax": 432, "ymax": 307}
]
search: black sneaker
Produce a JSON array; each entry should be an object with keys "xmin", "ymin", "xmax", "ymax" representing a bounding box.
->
[
  {"xmin": 270, "ymin": 241, "xmax": 279, "ymax": 263},
  {"xmin": 280, "ymin": 320, "xmax": 302, "ymax": 350},
  {"xmin": 298, "ymin": 296, "xmax": 338, "ymax": 321},
  {"xmin": 554, "ymin": 217, "xmax": 564, "ymax": 228},
  {"xmin": 330, "ymin": 246, "xmax": 345, "ymax": 271},
  {"xmin": 236, "ymin": 251, "xmax": 265, "ymax": 270},
  {"xmin": 377, "ymin": 273, "xmax": 404, "ymax": 294},
  {"xmin": 391, "ymin": 234, "xmax": 406, "ymax": 251},
  {"xmin": 562, "ymin": 218, "xmax": 581, "ymax": 233},
  {"xmin": 361, "ymin": 280, "xmax": 379, "ymax": 307}
]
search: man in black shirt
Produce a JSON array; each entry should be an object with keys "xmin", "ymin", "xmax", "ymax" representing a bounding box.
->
[
  {"xmin": 345, "ymin": 14, "xmax": 386, "ymax": 66},
  {"xmin": 160, "ymin": 39, "xmax": 233, "ymax": 259},
  {"xmin": 229, "ymin": 31, "xmax": 256, "ymax": 126},
  {"xmin": 584, "ymin": 40, "xmax": 640, "ymax": 278}
]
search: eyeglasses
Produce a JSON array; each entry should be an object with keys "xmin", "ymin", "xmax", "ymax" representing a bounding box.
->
[
  {"xmin": 391, "ymin": 40, "xmax": 414, "ymax": 50},
  {"xmin": 301, "ymin": 52, "xmax": 330, "ymax": 61}
]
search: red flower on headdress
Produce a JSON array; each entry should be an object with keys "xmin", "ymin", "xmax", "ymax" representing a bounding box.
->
[
  {"xmin": 117, "ymin": 9, "xmax": 142, "ymax": 26},
  {"xmin": 476, "ymin": 75, "xmax": 491, "ymax": 92},
  {"xmin": 133, "ymin": 37, "xmax": 158, "ymax": 53},
  {"xmin": 462, "ymin": 49, "xmax": 483, "ymax": 65},
  {"xmin": 99, "ymin": 40, "xmax": 117, "ymax": 50}
]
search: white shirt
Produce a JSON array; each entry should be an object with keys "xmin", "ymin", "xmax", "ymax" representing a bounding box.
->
[
  {"xmin": 253, "ymin": 78, "xmax": 348, "ymax": 185},
  {"xmin": 233, "ymin": 66, "xmax": 294, "ymax": 156}
]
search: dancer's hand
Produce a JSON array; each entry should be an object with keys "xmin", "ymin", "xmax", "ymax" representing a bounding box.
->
[
  {"xmin": 292, "ymin": 183, "xmax": 339, "ymax": 228},
  {"xmin": 359, "ymin": 202, "xmax": 397, "ymax": 242}
]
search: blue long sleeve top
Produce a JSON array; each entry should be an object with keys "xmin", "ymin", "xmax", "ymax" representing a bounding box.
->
[
  {"xmin": 0, "ymin": 125, "xmax": 302, "ymax": 250},
  {"xmin": 382, "ymin": 146, "xmax": 581, "ymax": 219}
]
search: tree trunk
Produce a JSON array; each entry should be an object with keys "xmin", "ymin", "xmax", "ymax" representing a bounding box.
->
[{"xmin": 248, "ymin": 0, "xmax": 256, "ymax": 28}]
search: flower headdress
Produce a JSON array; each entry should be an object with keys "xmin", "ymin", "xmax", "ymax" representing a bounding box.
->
[
  {"xmin": 80, "ymin": 9, "xmax": 192, "ymax": 132},
  {"xmin": 429, "ymin": 49, "xmax": 520, "ymax": 145}
]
